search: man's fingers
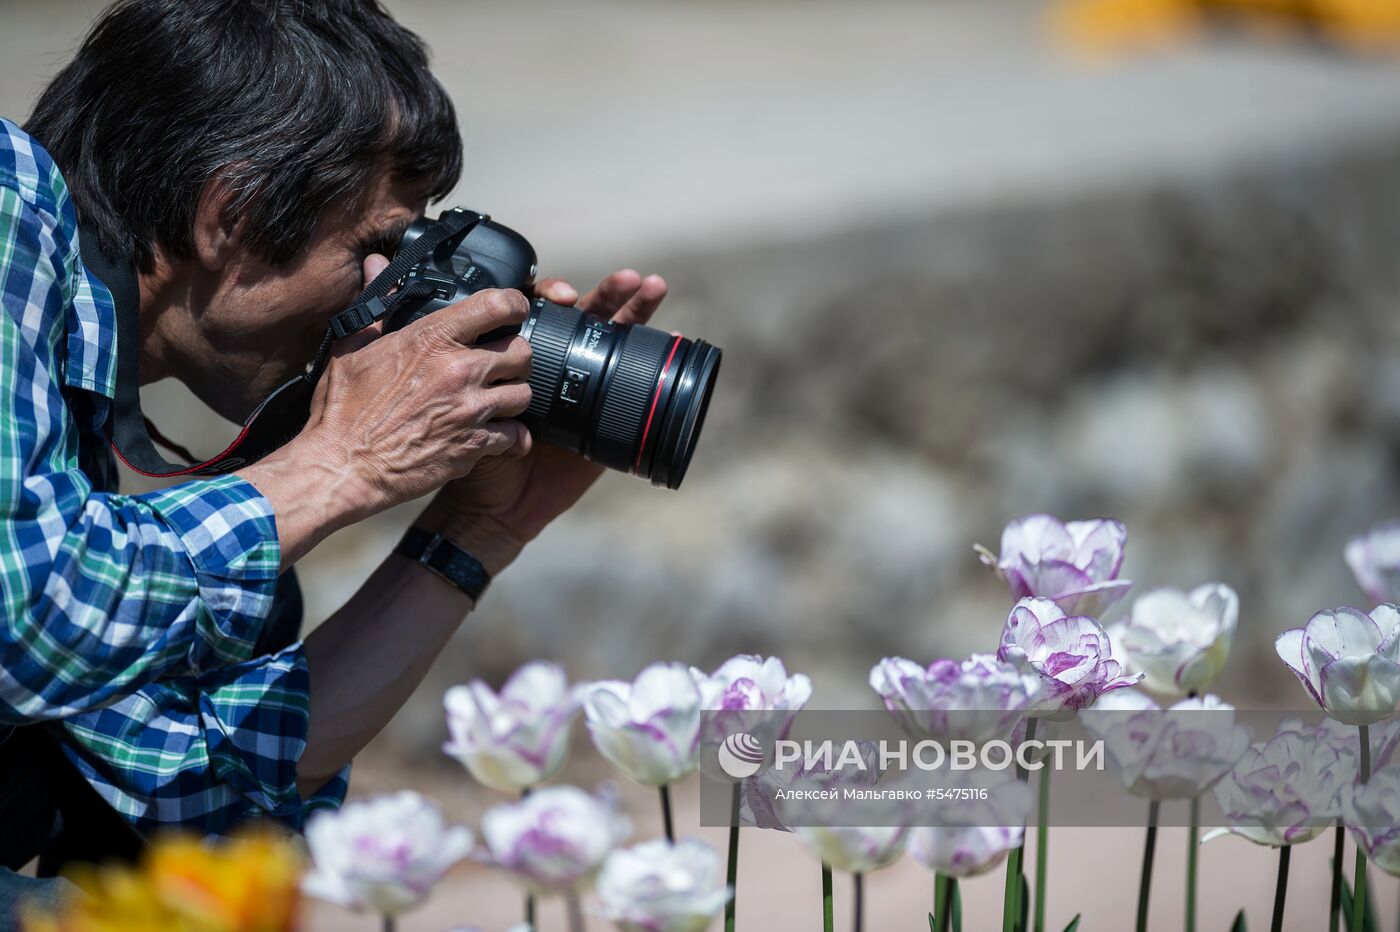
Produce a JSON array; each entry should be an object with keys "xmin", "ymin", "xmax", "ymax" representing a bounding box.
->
[
  {"xmin": 533, "ymin": 277, "xmax": 579, "ymax": 306},
  {"xmin": 610, "ymin": 273, "xmax": 668, "ymax": 327},
  {"xmin": 363, "ymin": 253, "xmax": 391, "ymax": 286},
  {"xmin": 473, "ymin": 335, "xmax": 534, "ymax": 382},
  {"xmin": 482, "ymin": 380, "xmax": 533, "ymax": 420},
  {"xmin": 579, "ymin": 269, "xmax": 642, "ymax": 319},
  {"xmin": 427, "ymin": 289, "xmax": 530, "ymax": 346}
]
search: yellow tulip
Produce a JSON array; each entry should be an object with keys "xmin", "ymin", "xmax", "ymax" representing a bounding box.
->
[{"xmin": 22, "ymin": 831, "xmax": 303, "ymax": 932}]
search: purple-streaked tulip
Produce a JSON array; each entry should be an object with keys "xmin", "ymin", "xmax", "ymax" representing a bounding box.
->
[
  {"xmin": 1107, "ymin": 584, "xmax": 1238, "ymax": 697},
  {"xmin": 869, "ymin": 654, "xmax": 1042, "ymax": 744},
  {"xmin": 908, "ymin": 767, "xmax": 1032, "ymax": 877},
  {"xmin": 1081, "ymin": 692, "xmax": 1250, "ymax": 799},
  {"xmin": 478, "ymin": 785, "xmax": 631, "ymax": 894},
  {"xmin": 691, "ymin": 654, "xmax": 812, "ymax": 715},
  {"xmin": 998, "ymin": 597, "xmax": 1142, "ymax": 719},
  {"xmin": 596, "ymin": 838, "xmax": 732, "ymax": 932},
  {"xmin": 1343, "ymin": 766, "xmax": 1400, "ymax": 876},
  {"xmin": 1275, "ymin": 605, "xmax": 1400, "ymax": 727},
  {"xmin": 1207, "ymin": 719, "xmax": 1353, "ymax": 847},
  {"xmin": 791, "ymin": 825, "xmax": 909, "ymax": 875},
  {"xmin": 691, "ymin": 655, "xmax": 812, "ymax": 781},
  {"xmin": 746, "ymin": 741, "xmax": 882, "ymax": 831},
  {"xmin": 1347, "ymin": 522, "xmax": 1400, "ymax": 605},
  {"xmin": 585, "ymin": 663, "xmax": 703, "ymax": 787},
  {"xmin": 979, "ymin": 514, "xmax": 1132, "ymax": 617},
  {"xmin": 908, "ymin": 825, "xmax": 1025, "ymax": 879},
  {"xmin": 443, "ymin": 661, "xmax": 583, "ymax": 792},
  {"xmin": 302, "ymin": 791, "xmax": 472, "ymax": 917}
]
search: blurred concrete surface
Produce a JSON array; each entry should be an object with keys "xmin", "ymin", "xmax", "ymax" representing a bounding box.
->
[{"xmin": 4, "ymin": 3, "xmax": 1400, "ymax": 924}]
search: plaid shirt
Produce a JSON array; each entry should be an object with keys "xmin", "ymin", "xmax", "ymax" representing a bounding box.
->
[{"xmin": 0, "ymin": 118, "xmax": 346, "ymax": 833}]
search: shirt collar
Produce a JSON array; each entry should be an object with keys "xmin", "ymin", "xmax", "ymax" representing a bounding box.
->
[{"xmin": 65, "ymin": 247, "xmax": 122, "ymax": 400}]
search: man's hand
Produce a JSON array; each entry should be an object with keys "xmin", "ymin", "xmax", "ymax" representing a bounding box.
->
[
  {"xmin": 238, "ymin": 258, "xmax": 536, "ymax": 568},
  {"xmin": 416, "ymin": 269, "xmax": 669, "ymax": 575}
]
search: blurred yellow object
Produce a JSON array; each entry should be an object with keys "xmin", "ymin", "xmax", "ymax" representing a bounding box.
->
[
  {"xmin": 22, "ymin": 832, "xmax": 303, "ymax": 932},
  {"xmin": 1052, "ymin": 0, "xmax": 1400, "ymax": 54}
]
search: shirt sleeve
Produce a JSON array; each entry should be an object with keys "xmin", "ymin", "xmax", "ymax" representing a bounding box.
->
[
  {"xmin": 55, "ymin": 642, "xmax": 349, "ymax": 836},
  {"xmin": 0, "ymin": 176, "xmax": 280, "ymax": 723}
]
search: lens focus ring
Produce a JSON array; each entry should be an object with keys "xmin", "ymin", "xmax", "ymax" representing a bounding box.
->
[
  {"xmin": 523, "ymin": 302, "xmax": 576, "ymax": 423},
  {"xmin": 596, "ymin": 326, "xmax": 673, "ymax": 454}
]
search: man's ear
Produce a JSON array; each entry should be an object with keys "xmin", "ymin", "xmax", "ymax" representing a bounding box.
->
[{"xmin": 191, "ymin": 175, "xmax": 242, "ymax": 271}]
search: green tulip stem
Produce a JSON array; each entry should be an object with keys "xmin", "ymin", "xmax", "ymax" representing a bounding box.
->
[
  {"xmin": 1136, "ymin": 801, "xmax": 1160, "ymax": 932},
  {"xmin": 1351, "ymin": 724, "xmax": 1372, "ymax": 932},
  {"xmin": 1003, "ymin": 717, "xmax": 1039, "ymax": 932},
  {"xmin": 853, "ymin": 872, "xmax": 865, "ymax": 932},
  {"xmin": 935, "ymin": 873, "xmax": 952, "ymax": 932},
  {"xmin": 522, "ymin": 785, "xmax": 536, "ymax": 928},
  {"xmin": 660, "ymin": 784, "xmax": 675, "ymax": 842},
  {"xmin": 726, "ymin": 781, "xmax": 741, "ymax": 932},
  {"xmin": 823, "ymin": 863, "xmax": 834, "ymax": 932},
  {"xmin": 1186, "ymin": 795, "xmax": 1200, "ymax": 932},
  {"xmin": 1270, "ymin": 844, "xmax": 1292, "ymax": 932},
  {"xmin": 382, "ymin": 917, "xmax": 395, "ymax": 932},
  {"xmin": 1035, "ymin": 764, "xmax": 1051, "ymax": 932},
  {"xmin": 1330, "ymin": 822, "xmax": 1344, "ymax": 932}
]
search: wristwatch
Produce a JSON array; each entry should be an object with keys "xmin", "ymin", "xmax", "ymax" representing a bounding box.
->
[{"xmin": 394, "ymin": 526, "xmax": 491, "ymax": 602}]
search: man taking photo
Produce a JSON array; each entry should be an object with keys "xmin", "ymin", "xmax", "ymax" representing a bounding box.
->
[{"xmin": 0, "ymin": 0, "xmax": 668, "ymax": 914}]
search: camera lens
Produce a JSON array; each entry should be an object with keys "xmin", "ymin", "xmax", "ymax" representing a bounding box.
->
[
  {"xmin": 390, "ymin": 211, "xmax": 722, "ymax": 489},
  {"xmin": 518, "ymin": 299, "xmax": 721, "ymax": 490}
]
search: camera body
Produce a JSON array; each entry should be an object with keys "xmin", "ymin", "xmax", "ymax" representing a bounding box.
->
[{"xmin": 387, "ymin": 209, "xmax": 721, "ymax": 490}]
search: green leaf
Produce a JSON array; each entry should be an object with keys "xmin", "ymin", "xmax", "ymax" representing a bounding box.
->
[
  {"xmin": 1230, "ymin": 909, "xmax": 1247, "ymax": 932},
  {"xmin": 929, "ymin": 914, "xmax": 936, "ymax": 932},
  {"xmin": 1341, "ymin": 871, "xmax": 1379, "ymax": 931},
  {"xmin": 1018, "ymin": 873, "xmax": 1030, "ymax": 932},
  {"xmin": 952, "ymin": 878, "xmax": 963, "ymax": 932},
  {"xmin": 1061, "ymin": 916, "xmax": 1081, "ymax": 932}
]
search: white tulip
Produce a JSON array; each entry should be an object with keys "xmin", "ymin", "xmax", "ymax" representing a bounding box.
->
[
  {"xmin": 1107, "ymin": 584, "xmax": 1238, "ymax": 697},
  {"xmin": 585, "ymin": 663, "xmax": 703, "ymax": 787},
  {"xmin": 302, "ymin": 791, "xmax": 472, "ymax": 917},
  {"xmin": 597, "ymin": 838, "xmax": 732, "ymax": 932},
  {"xmin": 443, "ymin": 661, "xmax": 583, "ymax": 792}
]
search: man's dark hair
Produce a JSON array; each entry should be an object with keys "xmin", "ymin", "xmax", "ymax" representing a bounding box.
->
[{"xmin": 26, "ymin": 0, "xmax": 462, "ymax": 272}]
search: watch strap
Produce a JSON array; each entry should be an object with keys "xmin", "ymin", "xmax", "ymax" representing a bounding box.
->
[{"xmin": 394, "ymin": 526, "xmax": 491, "ymax": 602}]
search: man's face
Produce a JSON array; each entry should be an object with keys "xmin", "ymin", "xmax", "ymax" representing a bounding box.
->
[{"xmin": 156, "ymin": 170, "xmax": 428, "ymax": 422}]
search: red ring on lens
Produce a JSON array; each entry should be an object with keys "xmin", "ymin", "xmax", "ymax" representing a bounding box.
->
[{"xmin": 633, "ymin": 334, "xmax": 684, "ymax": 473}]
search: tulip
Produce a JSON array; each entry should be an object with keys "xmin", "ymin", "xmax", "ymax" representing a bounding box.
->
[
  {"xmin": 691, "ymin": 654, "xmax": 812, "ymax": 932},
  {"xmin": 909, "ymin": 825, "xmax": 1025, "ymax": 879},
  {"xmin": 744, "ymin": 740, "xmax": 881, "ymax": 831},
  {"xmin": 1107, "ymin": 583, "xmax": 1238, "ymax": 697},
  {"xmin": 979, "ymin": 514, "xmax": 1132, "ymax": 617},
  {"xmin": 22, "ymin": 831, "xmax": 301, "ymax": 932},
  {"xmin": 1207, "ymin": 719, "xmax": 1352, "ymax": 848},
  {"xmin": 586, "ymin": 663, "xmax": 704, "ymax": 788},
  {"xmin": 302, "ymin": 791, "xmax": 472, "ymax": 922},
  {"xmin": 998, "ymin": 597, "xmax": 1142, "ymax": 719},
  {"xmin": 1275, "ymin": 605, "xmax": 1400, "ymax": 727},
  {"xmin": 478, "ymin": 785, "xmax": 631, "ymax": 895},
  {"xmin": 1346, "ymin": 521, "xmax": 1400, "ymax": 605},
  {"xmin": 1082, "ymin": 692, "xmax": 1250, "ymax": 800},
  {"xmin": 870, "ymin": 654, "xmax": 1042, "ymax": 744},
  {"xmin": 1342, "ymin": 765, "xmax": 1400, "ymax": 876},
  {"xmin": 586, "ymin": 663, "xmax": 704, "ymax": 842},
  {"xmin": 791, "ymin": 825, "xmax": 909, "ymax": 876},
  {"xmin": 596, "ymin": 839, "xmax": 732, "ymax": 932},
  {"xmin": 443, "ymin": 661, "xmax": 584, "ymax": 792}
]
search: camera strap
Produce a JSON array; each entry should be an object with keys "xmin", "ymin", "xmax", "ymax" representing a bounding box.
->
[{"xmin": 85, "ymin": 209, "xmax": 484, "ymax": 478}]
